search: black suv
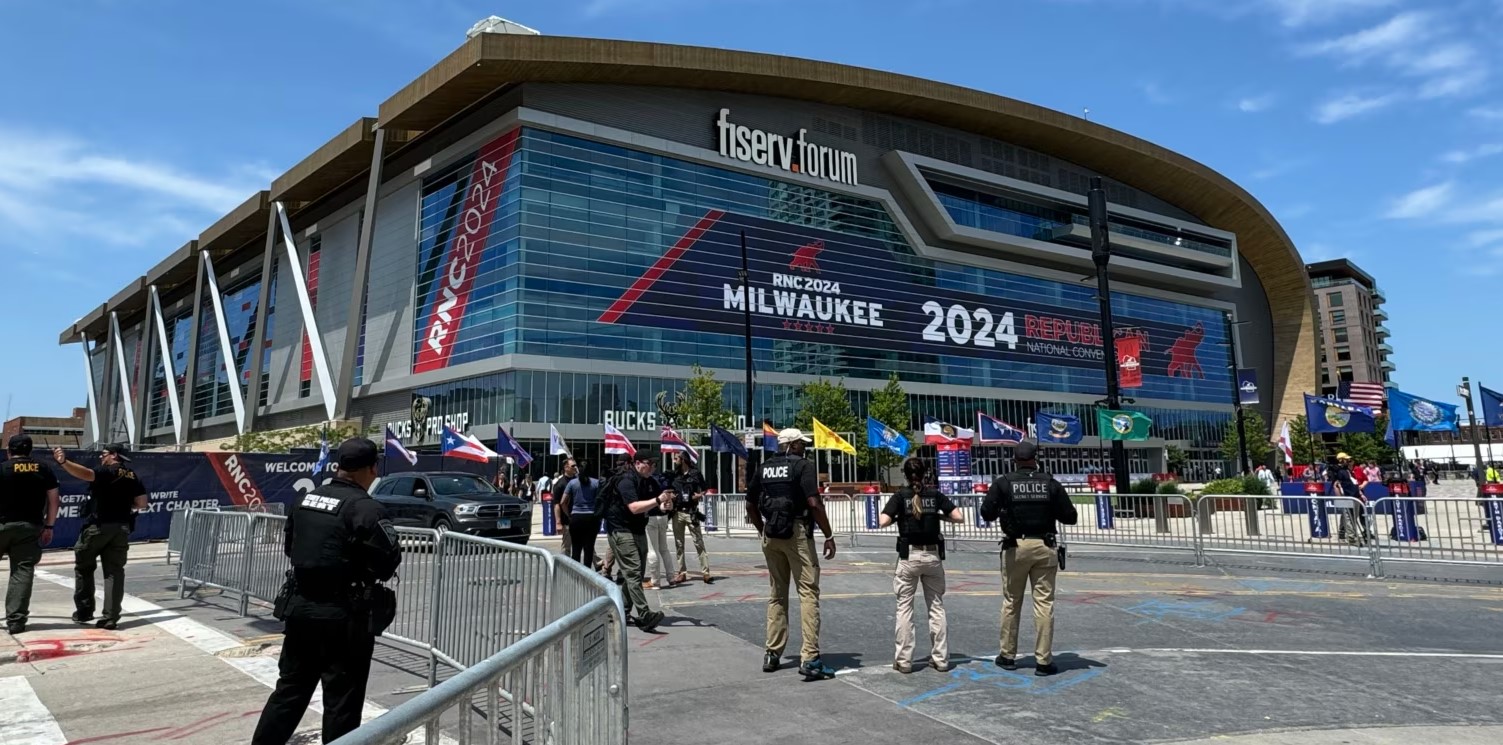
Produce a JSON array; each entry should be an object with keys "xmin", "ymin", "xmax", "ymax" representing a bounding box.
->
[{"xmin": 371, "ymin": 471, "xmax": 533, "ymax": 544}]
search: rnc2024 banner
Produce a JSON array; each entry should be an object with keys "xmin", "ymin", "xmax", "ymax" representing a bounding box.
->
[
  {"xmin": 43, "ymin": 450, "xmax": 479, "ymax": 548},
  {"xmin": 595, "ymin": 209, "xmax": 1228, "ymax": 396}
]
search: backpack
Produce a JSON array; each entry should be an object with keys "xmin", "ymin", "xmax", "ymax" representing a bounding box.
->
[{"xmin": 594, "ymin": 472, "xmax": 627, "ymax": 520}]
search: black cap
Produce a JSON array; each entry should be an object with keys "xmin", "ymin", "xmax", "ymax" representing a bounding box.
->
[
  {"xmin": 1013, "ymin": 440, "xmax": 1039, "ymax": 461},
  {"xmin": 631, "ymin": 451, "xmax": 657, "ymax": 463},
  {"xmin": 335, "ymin": 438, "xmax": 379, "ymax": 471},
  {"xmin": 8, "ymin": 434, "xmax": 33, "ymax": 455},
  {"xmin": 103, "ymin": 444, "xmax": 132, "ymax": 463}
]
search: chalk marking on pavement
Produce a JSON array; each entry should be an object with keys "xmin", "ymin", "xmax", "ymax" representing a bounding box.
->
[
  {"xmin": 33, "ymin": 569, "xmax": 454, "ymax": 744},
  {"xmin": 1095, "ymin": 648, "xmax": 1503, "ymax": 659},
  {"xmin": 0, "ymin": 676, "xmax": 67, "ymax": 745}
]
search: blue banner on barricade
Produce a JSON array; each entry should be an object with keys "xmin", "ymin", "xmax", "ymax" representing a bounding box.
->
[
  {"xmin": 704, "ymin": 497, "xmax": 717, "ymax": 532},
  {"xmin": 1307, "ymin": 495, "xmax": 1330, "ymax": 538},
  {"xmin": 540, "ymin": 491, "xmax": 557, "ymax": 536},
  {"xmin": 865, "ymin": 495, "xmax": 880, "ymax": 530},
  {"xmin": 1488, "ymin": 500, "xmax": 1503, "ymax": 546},
  {"xmin": 1095, "ymin": 490, "xmax": 1114, "ymax": 530},
  {"xmin": 1390, "ymin": 498, "xmax": 1420, "ymax": 542}
]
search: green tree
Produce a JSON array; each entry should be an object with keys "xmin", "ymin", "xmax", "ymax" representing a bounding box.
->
[
  {"xmin": 1220, "ymin": 408, "xmax": 1272, "ymax": 471},
  {"xmin": 677, "ymin": 364, "xmax": 735, "ymax": 432},
  {"xmin": 866, "ymin": 373, "xmax": 911, "ymax": 475},
  {"xmin": 1165, "ymin": 445, "xmax": 1189, "ymax": 477},
  {"xmin": 1337, "ymin": 413, "xmax": 1401, "ymax": 464},
  {"xmin": 1288, "ymin": 415, "xmax": 1321, "ymax": 465},
  {"xmin": 220, "ymin": 422, "xmax": 368, "ymax": 453},
  {"xmin": 792, "ymin": 378, "xmax": 862, "ymax": 457}
]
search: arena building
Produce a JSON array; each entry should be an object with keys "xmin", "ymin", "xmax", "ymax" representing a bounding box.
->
[{"xmin": 60, "ymin": 28, "xmax": 1317, "ymax": 481}]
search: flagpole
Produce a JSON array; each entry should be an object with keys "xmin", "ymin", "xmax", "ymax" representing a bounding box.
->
[
  {"xmin": 1461, "ymin": 377, "xmax": 1487, "ymax": 487},
  {"xmin": 1479, "ymin": 382, "xmax": 1496, "ymax": 468},
  {"xmin": 739, "ymin": 230, "xmax": 754, "ymax": 430}
]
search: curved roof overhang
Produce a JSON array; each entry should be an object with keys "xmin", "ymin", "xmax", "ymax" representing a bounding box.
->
[{"xmin": 68, "ymin": 34, "xmax": 1315, "ymax": 424}]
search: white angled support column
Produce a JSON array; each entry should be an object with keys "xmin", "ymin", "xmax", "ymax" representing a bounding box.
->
[
  {"xmin": 108, "ymin": 312, "xmax": 138, "ymax": 444},
  {"xmin": 200, "ymin": 251, "xmax": 248, "ymax": 434},
  {"xmin": 80, "ymin": 331, "xmax": 102, "ymax": 445},
  {"xmin": 149, "ymin": 285, "xmax": 186, "ymax": 444},
  {"xmin": 277, "ymin": 201, "xmax": 337, "ymax": 421}
]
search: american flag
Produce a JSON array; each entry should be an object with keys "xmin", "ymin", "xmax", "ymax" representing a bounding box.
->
[
  {"xmin": 604, "ymin": 423, "xmax": 637, "ymax": 456},
  {"xmin": 1338, "ymin": 381, "xmax": 1386, "ymax": 410}
]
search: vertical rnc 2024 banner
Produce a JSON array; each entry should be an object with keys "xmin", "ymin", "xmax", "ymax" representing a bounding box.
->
[{"xmin": 42, "ymin": 450, "xmax": 481, "ymax": 548}]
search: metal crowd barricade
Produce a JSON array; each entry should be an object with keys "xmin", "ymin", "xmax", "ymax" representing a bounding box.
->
[
  {"xmin": 1368, "ymin": 497, "xmax": 1503, "ymax": 573},
  {"xmin": 1060, "ymin": 494, "xmax": 1202, "ymax": 556},
  {"xmin": 331, "ymin": 596, "xmax": 624, "ymax": 745},
  {"xmin": 1195, "ymin": 495, "xmax": 1379, "ymax": 576},
  {"xmin": 429, "ymin": 533, "xmax": 555, "ymax": 674},
  {"xmin": 178, "ymin": 510, "xmax": 255, "ymax": 606},
  {"xmin": 383, "ymin": 528, "xmax": 439, "ymax": 654}
]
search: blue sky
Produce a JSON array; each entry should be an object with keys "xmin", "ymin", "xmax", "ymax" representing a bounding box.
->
[{"xmin": 1, "ymin": 0, "xmax": 1500, "ymax": 420}]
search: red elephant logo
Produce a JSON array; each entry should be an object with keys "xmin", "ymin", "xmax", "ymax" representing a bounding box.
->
[
  {"xmin": 1167, "ymin": 323, "xmax": 1206, "ymax": 379},
  {"xmin": 789, "ymin": 241, "xmax": 824, "ymax": 273}
]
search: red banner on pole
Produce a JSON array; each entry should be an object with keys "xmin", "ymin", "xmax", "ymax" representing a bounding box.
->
[{"xmin": 1117, "ymin": 335, "xmax": 1143, "ymax": 388}]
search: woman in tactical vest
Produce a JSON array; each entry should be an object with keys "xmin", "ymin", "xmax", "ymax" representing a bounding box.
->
[{"xmin": 878, "ymin": 457, "xmax": 964, "ymax": 673}]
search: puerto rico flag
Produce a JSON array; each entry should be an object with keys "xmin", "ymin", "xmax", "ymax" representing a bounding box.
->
[
  {"xmin": 441, "ymin": 425, "xmax": 498, "ymax": 464},
  {"xmin": 385, "ymin": 425, "xmax": 419, "ymax": 467},
  {"xmin": 604, "ymin": 424, "xmax": 637, "ymax": 456},
  {"xmin": 660, "ymin": 426, "xmax": 699, "ymax": 464},
  {"xmin": 923, "ymin": 416, "xmax": 974, "ymax": 445},
  {"xmin": 976, "ymin": 412, "xmax": 1026, "ymax": 445}
]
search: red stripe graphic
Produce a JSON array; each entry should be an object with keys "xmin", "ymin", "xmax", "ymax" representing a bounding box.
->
[
  {"xmin": 300, "ymin": 245, "xmax": 320, "ymax": 385},
  {"xmin": 204, "ymin": 452, "xmax": 265, "ymax": 508},
  {"xmin": 415, "ymin": 129, "xmax": 521, "ymax": 374},
  {"xmin": 597, "ymin": 209, "xmax": 727, "ymax": 324}
]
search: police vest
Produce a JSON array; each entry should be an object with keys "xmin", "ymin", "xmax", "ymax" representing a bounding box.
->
[
  {"xmin": 1001, "ymin": 469, "xmax": 1058, "ymax": 537},
  {"xmin": 894, "ymin": 486, "xmax": 945, "ymax": 559},
  {"xmin": 289, "ymin": 481, "xmax": 362, "ymax": 597},
  {"xmin": 757, "ymin": 455, "xmax": 808, "ymax": 540}
]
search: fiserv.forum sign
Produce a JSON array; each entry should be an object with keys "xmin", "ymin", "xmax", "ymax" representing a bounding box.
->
[{"xmin": 716, "ymin": 109, "xmax": 859, "ymax": 186}]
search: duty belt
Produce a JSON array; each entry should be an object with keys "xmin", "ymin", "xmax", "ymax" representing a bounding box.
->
[{"xmin": 909, "ymin": 544, "xmax": 941, "ymax": 552}]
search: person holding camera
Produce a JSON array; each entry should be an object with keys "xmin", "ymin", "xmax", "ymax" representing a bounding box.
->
[
  {"xmin": 53, "ymin": 444, "xmax": 146, "ymax": 630},
  {"xmin": 982, "ymin": 440, "xmax": 1077, "ymax": 676},
  {"xmin": 252, "ymin": 438, "xmax": 401, "ymax": 745},
  {"xmin": 669, "ymin": 451, "xmax": 712, "ymax": 585},
  {"xmin": 878, "ymin": 457, "xmax": 964, "ymax": 673}
]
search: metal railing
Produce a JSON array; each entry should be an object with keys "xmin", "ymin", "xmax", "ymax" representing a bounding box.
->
[
  {"xmin": 329, "ymin": 596, "xmax": 623, "ymax": 745},
  {"xmin": 173, "ymin": 508, "xmax": 627, "ymax": 744},
  {"xmin": 708, "ymin": 493, "xmax": 1503, "ymax": 580}
]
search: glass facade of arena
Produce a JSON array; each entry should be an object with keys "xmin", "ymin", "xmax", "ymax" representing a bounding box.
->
[{"xmin": 413, "ymin": 128, "xmax": 1236, "ymax": 405}]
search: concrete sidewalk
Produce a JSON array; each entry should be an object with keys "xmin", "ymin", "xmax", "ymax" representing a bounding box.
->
[{"xmin": 0, "ymin": 546, "xmax": 382, "ymax": 745}]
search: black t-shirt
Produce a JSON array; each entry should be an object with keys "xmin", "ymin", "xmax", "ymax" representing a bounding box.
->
[
  {"xmin": 603, "ymin": 472, "xmax": 650, "ymax": 534},
  {"xmin": 0, "ymin": 456, "xmax": 59, "ymax": 525},
  {"xmin": 84, "ymin": 465, "xmax": 147, "ymax": 525},
  {"xmin": 882, "ymin": 486, "xmax": 955, "ymax": 548}
]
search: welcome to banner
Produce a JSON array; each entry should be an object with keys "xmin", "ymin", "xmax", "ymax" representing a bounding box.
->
[{"xmin": 41, "ymin": 450, "xmax": 485, "ymax": 548}]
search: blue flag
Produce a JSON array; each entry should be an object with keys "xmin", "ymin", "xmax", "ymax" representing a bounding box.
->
[
  {"xmin": 1480, "ymin": 385, "xmax": 1503, "ymax": 428},
  {"xmin": 710, "ymin": 423, "xmax": 748, "ymax": 459},
  {"xmin": 384, "ymin": 425, "xmax": 418, "ymax": 466},
  {"xmin": 1304, "ymin": 394, "xmax": 1376, "ymax": 434},
  {"xmin": 494, "ymin": 427, "xmax": 534, "ymax": 469},
  {"xmin": 1387, "ymin": 389, "xmax": 1459, "ymax": 433},
  {"xmin": 313, "ymin": 435, "xmax": 330, "ymax": 475},
  {"xmin": 976, "ymin": 412, "xmax": 1026, "ymax": 445},
  {"xmin": 1035, "ymin": 411, "xmax": 1083, "ymax": 445},
  {"xmin": 866, "ymin": 417, "xmax": 910, "ymax": 457}
]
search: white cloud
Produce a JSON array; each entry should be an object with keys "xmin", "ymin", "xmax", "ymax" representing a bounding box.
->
[
  {"xmin": 1237, "ymin": 93, "xmax": 1277, "ymax": 112},
  {"xmin": 1264, "ymin": 0, "xmax": 1397, "ymax": 27},
  {"xmin": 1137, "ymin": 81, "xmax": 1175, "ymax": 105},
  {"xmin": 1385, "ymin": 182, "xmax": 1456, "ymax": 219},
  {"xmin": 1251, "ymin": 156, "xmax": 1308, "ymax": 180},
  {"xmin": 1313, "ymin": 91, "xmax": 1402, "ymax": 123},
  {"xmin": 1468, "ymin": 105, "xmax": 1503, "ymax": 120},
  {"xmin": 1278, "ymin": 203, "xmax": 1315, "ymax": 220},
  {"xmin": 1301, "ymin": 11, "xmax": 1434, "ymax": 62},
  {"xmin": 0, "ymin": 125, "xmax": 267, "ymax": 261},
  {"xmin": 1301, "ymin": 241, "xmax": 1350, "ymax": 260},
  {"xmin": 1440, "ymin": 143, "xmax": 1503, "ymax": 164},
  {"xmin": 1466, "ymin": 228, "xmax": 1503, "ymax": 247}
]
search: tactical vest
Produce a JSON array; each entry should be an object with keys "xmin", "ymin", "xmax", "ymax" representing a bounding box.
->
[
  {"xmin": 894, "ymin": 485, "xmax": 946, "ymax": 560},
  {"xmin": 1001, "ymin": 468, "xmax": 1058, "ymax": 538},
  {"xmin": 289, "ymin": 483, "xmax": 359, "ymax": 598},
  {"xmin": 757, "ymin": 455, "xmax": 807, "ymax": 540}
]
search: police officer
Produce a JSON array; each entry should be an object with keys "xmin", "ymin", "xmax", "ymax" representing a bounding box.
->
[
  {"xmin": 746, "ymin": 428, "xmax": 837, "ymax": 680},
  {"xmin": 669, "ymin": 451, "xmax": 712, "ymax": 585},
  {"xmin": 601, "ymin": 452, "xmax": 669, "ymax": 632},
  {"xmin": 53, "ymin": 444, "xmax": 146, "ymax": 630},
  {"xmin": 981, "ymin": 440, "xmax": 1078, "ymax": 676},
  {"xmin": 252, "ymin": 438, "xmax": 401, "ymax": 745},
  {"xmin": 878, "ymin": 457, "xmax": 964, "ymax": 673},
  {"xmin": 1, "ymin": 435, "xmax": 61, "ymax": 634}
]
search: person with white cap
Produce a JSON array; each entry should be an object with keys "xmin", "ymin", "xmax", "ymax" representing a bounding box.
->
[{"xmin": 746, "ymin": 427, "xmax": 837, "ymax": 680}]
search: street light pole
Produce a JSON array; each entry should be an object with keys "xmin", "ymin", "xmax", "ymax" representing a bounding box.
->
[
  {"xmin": 1460, "ymin": 378, "xmax": 1486, "ymax": 488},
  {"xmin": 1224, "ymin": 313, "xmax": 1251, "ymax": 475},
  {"xmin": 1087, "ymin": 178, "xmax": 1131, "ymax": 493}
]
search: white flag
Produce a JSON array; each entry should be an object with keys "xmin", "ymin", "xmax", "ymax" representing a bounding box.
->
[
  {"xmin": 549, "ymin": 424, "xmax": 572, "ymax": 457},
  {"xmin": 1278, "ymin": 420, "xmax": 1294, "ymax": 467}
]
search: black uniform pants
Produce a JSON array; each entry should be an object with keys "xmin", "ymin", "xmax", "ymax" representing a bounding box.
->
[
  {"xmin": 252, "ymin": 616, "xmax": 376, "ymax": 744},
  {"xmin": 569, "ymin": 514, "xmax": 602, "ymax": 567}
]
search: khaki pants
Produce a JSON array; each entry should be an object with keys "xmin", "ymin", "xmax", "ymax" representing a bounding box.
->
[
  {"xmin": 999, "ymin": 538, "xmax": 1057, "ymax": 666},
  {"xmin": 644, "ymin": 515, "xmax": 673, "ymax": 586},
  {"xmin": 0, "ymin": 522, "xmax": 43, "ymax": 626},
  {"xmin": 894, "ymin": 549, "xmax": 947, "ymax": 668},
  {"xmin": 762, "ymin": 522, "xmax": 821, "ymax": 664},
  {"xmin": 672, "ymin": 510, "xmax": 709, "ymax": 576},
  {"xmin": 607, "ymin": 531, "xmax": 651, "ymax": 619}
]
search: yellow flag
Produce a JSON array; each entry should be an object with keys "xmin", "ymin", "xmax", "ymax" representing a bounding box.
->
[{"xmin": 812, "ymin": 418, "xmax": 856, "ymax": 455}]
